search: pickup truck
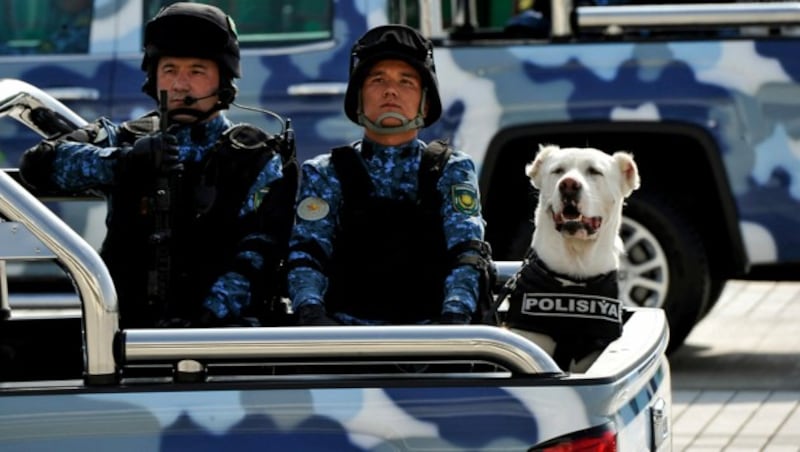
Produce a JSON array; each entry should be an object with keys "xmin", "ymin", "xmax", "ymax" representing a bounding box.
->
[
  {"xmin": 0, "ymin": 81, "xmax": 671, "ymax": 451},
  {"xmin": 4, "ymin": 0, "xmax": 800, "ymax": 354}
]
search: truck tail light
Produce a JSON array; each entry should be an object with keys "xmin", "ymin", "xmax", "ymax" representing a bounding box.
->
[{"xmin": 530, "ymin": 424, "xmax": 617, "ymax": 452}]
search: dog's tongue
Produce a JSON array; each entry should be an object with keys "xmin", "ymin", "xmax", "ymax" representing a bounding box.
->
[{"xmin": 554, "ymin": 211, "xmax": 602, "ymax": 234}]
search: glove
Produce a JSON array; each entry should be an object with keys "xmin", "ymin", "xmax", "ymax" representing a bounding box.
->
[
  {"xmin": 118, "ymin": 132, "xmax": 182, "ymax": 176},
  {"xmin": 201, "ymin": 272, "xmax": 258, "ymax": 327},
  {"xmin": 19, "ymin": 141, "xmax": 58, "ymax": 191},
  {"xmin": 205, "ymin": 272, "xmax": 251, "ymax": 315},
  {"xmin": 296, "ymin": 304, "xmax": 339, "ymax": 326},
  {"xmin": 439, "ymin": 311, "xmax": 472, "ymax": 325}
]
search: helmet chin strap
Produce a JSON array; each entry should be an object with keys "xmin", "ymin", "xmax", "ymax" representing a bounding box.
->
[{"xmin": 358, "ymin": 90, "xmax": 428, "ymax": 135}]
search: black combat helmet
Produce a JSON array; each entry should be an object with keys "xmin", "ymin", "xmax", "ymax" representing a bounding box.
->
[
  {"xmin": 345, "ymin": 24, "xmax": 442, "ymax": 129},
  {"xmin": 140, "ymin": 2, "xmax": 240, "ymax": 107}
]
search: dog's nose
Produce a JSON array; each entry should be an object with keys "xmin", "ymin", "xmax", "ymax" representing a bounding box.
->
[{"xmin": 559, "ymin": 177, "xmax": 581, "ymax": 198}]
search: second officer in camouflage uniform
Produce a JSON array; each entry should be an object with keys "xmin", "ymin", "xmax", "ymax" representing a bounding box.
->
[
  {"xmin": 287, "ymin": 25, "xmax": 493, "ymax": 326},
  {"xmin": 19, "ymin": 3, "xmax": 296, "ymax": 328}
]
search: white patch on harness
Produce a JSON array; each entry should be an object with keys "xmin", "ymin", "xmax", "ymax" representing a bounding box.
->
[
  {"xmin": 521, "ymin": 292, "xmax": 622, "ymax": 323},
  {"xmin": 297, "ymin": 196, "xmax": 329, "ymax": 221}
]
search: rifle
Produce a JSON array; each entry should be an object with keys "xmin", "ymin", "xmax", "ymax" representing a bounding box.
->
[{"xmin": 147, "ymin": 90, "xmax": 177, "ymax": 316}]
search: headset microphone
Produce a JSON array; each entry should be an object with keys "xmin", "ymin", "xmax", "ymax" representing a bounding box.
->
[{"xmin": 183, "ymin": 91, "xmax": 219, "ymax": 106}]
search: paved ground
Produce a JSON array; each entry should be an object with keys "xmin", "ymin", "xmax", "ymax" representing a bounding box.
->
[{"xmin": 669, "ymin": 280, "xmax": 800, "ymax": 451}]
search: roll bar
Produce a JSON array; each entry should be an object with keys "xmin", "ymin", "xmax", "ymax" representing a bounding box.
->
[
  {"xmin": 0, "ymin": 78, "xmax": 87, "ymax": 138},
  {"xmin": 0, "ymin": 171, "xmax": 560, "ymax": 378},
  {"xmin": 0, "ymin": 162, "xmax": 562, "ymax": 384},
  {"xmin": 0, "ymin": 78, "xmax": 562, "ymax": 383},
  {"xmin": 121, "ymin": 324, "xmax": 560, "ymax": 374},
  {"xmin": 0, "ymin": 171, "xmax": 119, "ymax": 383},
  {"xmin": 0, "ymin": 165, "xmax": 561, "ymax": 381}
]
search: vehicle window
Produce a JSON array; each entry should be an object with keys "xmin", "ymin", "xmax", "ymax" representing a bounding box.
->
[
  {"xmin": 0, "ymin": 0, "xmax": 93, "ymax": 55},
  {"xmin": 143, "ymin": 0, "xmax": 333, "ymax": 47}
]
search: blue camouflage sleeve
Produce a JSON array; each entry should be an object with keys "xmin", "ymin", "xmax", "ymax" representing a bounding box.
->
[
  {"xmin": 239, "ymin": 152, "xmax": 284, "ymax": 216},
  {"xmin": 51, "ymin": 118, "xmax": 120, "ymax": 191},
  {"xmin": 286, "ymin": 155, "xmax": 339, "ymax": 311},
  {"xmin": 438, "ymin": 151, "xmax": 486, "ymax": 316},
  {"xmin": 204, "ymin": 152, "xmax": 285, "ymax": 320}
]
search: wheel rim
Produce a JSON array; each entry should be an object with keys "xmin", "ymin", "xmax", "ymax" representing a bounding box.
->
[{"xmin": 618, "ymin": 216, "xmax": 669, "ymax": 308}]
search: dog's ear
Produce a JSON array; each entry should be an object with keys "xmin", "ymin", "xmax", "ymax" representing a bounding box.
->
[
  {"xmin": 526, "ymin": 144, "xmax": 556, "ymax": 189},
  {"xmin": 613, "ymin": 151, "xmax": 641, "ymax": 197}
]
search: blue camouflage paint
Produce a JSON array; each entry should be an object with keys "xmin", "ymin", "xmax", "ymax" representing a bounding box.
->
[
  {"xmin": 0, "ymin": 354, "xmax": 671, "ymax": 451},
  {"xmin": 0, "ymin": 385, "xmax": 598, "ymax": 450}
]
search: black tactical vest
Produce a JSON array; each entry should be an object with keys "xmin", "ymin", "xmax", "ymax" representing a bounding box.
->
[
  {"xmin": 104, "ymin": 119, "xmax": 276, "ymax": 327},
  {"xmin": 323, "ymin": 142, "xmax": 451, "ymax": 323}
]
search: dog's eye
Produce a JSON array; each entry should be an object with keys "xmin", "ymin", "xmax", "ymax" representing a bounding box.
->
[
  {"xmin": 587, "ymin": 167, "xmax": 603, "ymax": 176},
  {"xmin": 552, "ymin": 167, "xmax": 565, "ymax": 175}
]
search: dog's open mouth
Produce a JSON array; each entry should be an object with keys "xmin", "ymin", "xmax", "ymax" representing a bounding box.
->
[{"xmin": 551, "ymin": 204, "xmax": 602, "ymax": 235}]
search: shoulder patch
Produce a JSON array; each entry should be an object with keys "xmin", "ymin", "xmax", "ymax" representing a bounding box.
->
[
  {"xmin": 451, "ymin": 184, "xmax": 479, "ymax": 216},
  {"xmin": 297, "ymin": 197, "xmax": 330, "ymax": 221}
]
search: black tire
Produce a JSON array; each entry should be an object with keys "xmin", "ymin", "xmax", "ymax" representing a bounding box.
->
[{"xmin": 619, "ymin": 193, "xmax": 711, "ymax": 353}]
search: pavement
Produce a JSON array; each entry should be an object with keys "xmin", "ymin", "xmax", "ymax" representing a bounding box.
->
[{"xmin": 668, "ymin": 280, "xmax": 800, "ymax": 451}]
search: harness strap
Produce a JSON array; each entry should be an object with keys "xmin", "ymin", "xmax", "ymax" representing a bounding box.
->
[
  {"xmin": 332, "ymin": 140, "xmax": 454, "ymax": 208},
  {"xmin": 488, "ymin": 247, "xmax": 536, "ymax": 324},
  {"xmin": 449, "ymin": 239, "xmax": 492, "ymax": 259},
  {"xmin": 418, "ymin": 139, "xmax": 452, "ymax": 209}
]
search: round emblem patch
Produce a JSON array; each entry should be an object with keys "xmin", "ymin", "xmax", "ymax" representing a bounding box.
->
[
  {"xmin": 451, "ymin": 184, "xmax": 480, "ymax": 216},
  {"xmin": 297, "ymin": 197, "xmax": 330, "ymax": 221}
]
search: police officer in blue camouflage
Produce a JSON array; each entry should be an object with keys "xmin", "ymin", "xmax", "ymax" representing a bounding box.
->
[
  {"xmin": 18, "ymin": 3, "xmax": 297, "ymax": 328},
  {"xmin": 287, "ymin": 24, "xmax": 494, "ymax": 326}
]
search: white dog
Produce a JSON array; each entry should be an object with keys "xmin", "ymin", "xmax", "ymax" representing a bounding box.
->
[{"xmin": 498, "ymin": 144, "xmax": 640, "ymax": 372}]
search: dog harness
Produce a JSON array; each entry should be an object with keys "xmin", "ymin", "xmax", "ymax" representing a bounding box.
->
[{"xmin": 494, "ymin": 248, "xmax": 623, "ymax": 367}]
